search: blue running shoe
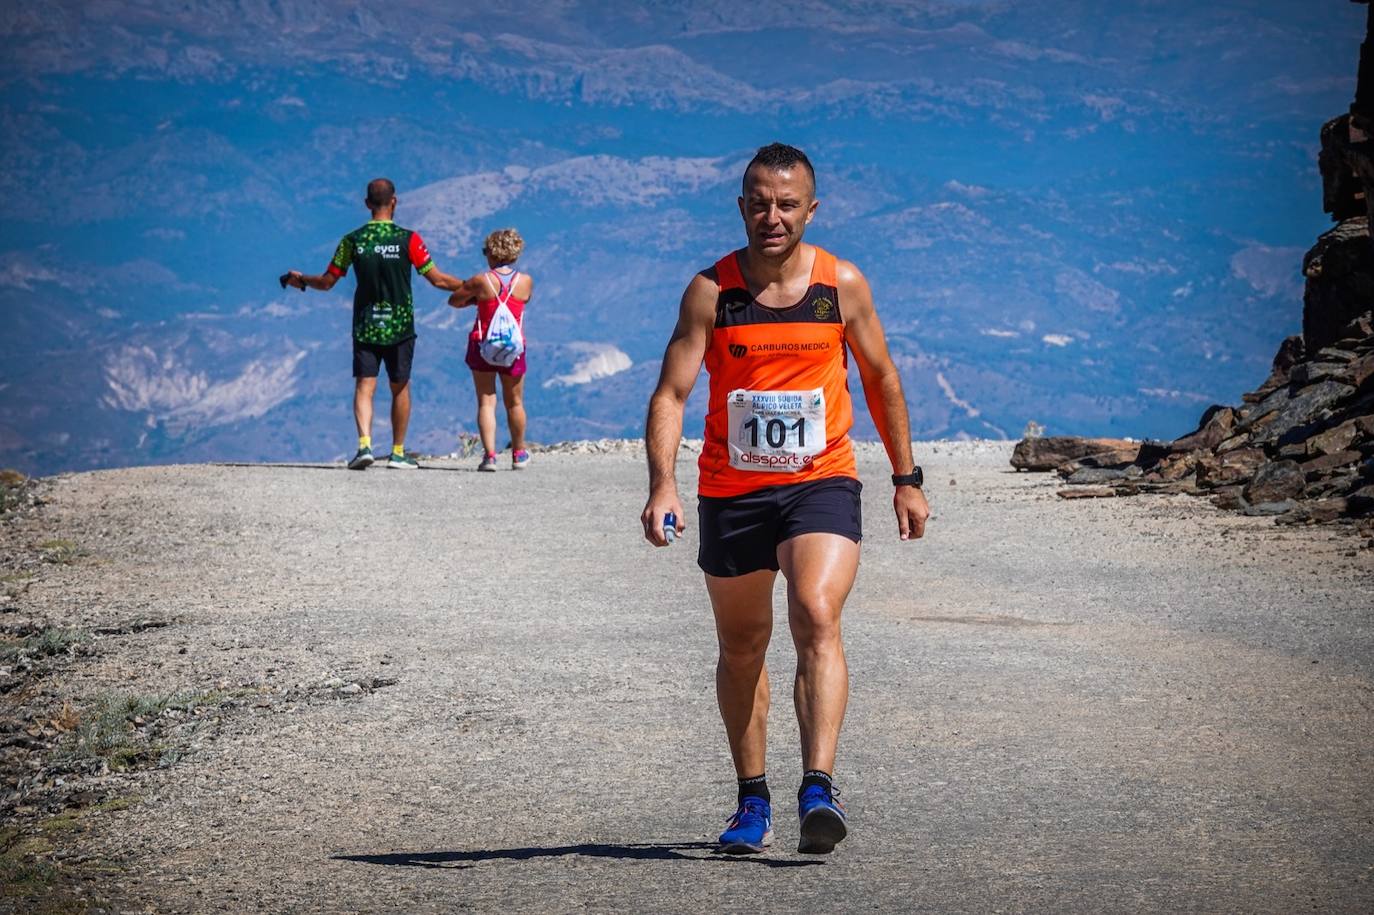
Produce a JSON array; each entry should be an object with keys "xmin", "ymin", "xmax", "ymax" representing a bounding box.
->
[
  {"xmin": 797, "ymin": 785, "xmax": 847, "ymax": 854},
  {"xmin": 718, "ymin": 797, "xmax": 773, "ymax": 854}
]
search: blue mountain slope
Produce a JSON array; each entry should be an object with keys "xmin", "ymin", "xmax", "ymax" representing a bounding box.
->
[{"xmin": 0, "ymin": 0, "xmax": 1360, "ymax": 473}]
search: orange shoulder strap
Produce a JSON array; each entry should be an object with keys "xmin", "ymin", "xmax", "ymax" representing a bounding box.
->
[
  {"xmin": 810, "ymin": 246, "xmax": 838, "ymax": 287},
  {"xmin": 714, "ymin": 251, "xmax": 746, "ymax": 290}
]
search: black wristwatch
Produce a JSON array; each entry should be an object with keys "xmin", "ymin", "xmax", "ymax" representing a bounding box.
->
[{"xmin": 891, "ymin": 467, "xmax": 924, "ymax": 488}]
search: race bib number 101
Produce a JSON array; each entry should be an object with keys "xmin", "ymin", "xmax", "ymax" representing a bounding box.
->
[{"xmin": 726, "ymin": 388, "xmax": 826, "ymax": 473}]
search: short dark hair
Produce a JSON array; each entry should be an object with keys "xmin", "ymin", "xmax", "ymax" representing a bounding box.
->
[
  {"xmin": 366, "ymin": 178, "xmax": 396, "ymax": 209},
  {"xmin": 743, "ymin": 143, "xmax": 815, "ymax": 196}
]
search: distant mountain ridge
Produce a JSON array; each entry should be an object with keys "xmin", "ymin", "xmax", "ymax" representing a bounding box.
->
[{"xmin": 0, "ymin": 1, "xmax": 1359, "ymax": 474}]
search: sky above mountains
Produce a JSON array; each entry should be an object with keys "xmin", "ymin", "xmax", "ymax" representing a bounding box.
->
[{"xmin": 0, "ymin": 1, "xmax": 1363, "ymax": 473}]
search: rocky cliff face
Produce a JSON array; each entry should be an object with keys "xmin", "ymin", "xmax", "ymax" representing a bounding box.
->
[{"xmin": 1013, "ymin": 3, "xmax": 1374, "ymax": 538}]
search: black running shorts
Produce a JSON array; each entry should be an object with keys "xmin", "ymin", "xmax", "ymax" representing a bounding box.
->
[
  {"xmin": 353, "ymin": 337, "xmax": 415, "ymax": 383},
  {"xmin": 697, "ymin": 476, "xmax": 863, "ymax": 578}
]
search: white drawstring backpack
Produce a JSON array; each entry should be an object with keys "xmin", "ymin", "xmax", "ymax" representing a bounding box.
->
[{"xmin": 478, "ymin": 270, "xmax": 525, "ymax": 367}]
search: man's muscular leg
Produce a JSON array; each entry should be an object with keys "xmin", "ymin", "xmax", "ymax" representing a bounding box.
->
[
  {"xmin": 777, "ymin": 532, "xmax": 860, "ymax": 774},
  {"xmin": 389, "ymin": 380, "xmax": 411, "ymax": 447},
  {"xmin": 705, "ymin": 569, "xmax": 777, "ymax": 777},
  {"xmin": 354, "ymin": 377, "xmax": 377, "ymax": 439}
]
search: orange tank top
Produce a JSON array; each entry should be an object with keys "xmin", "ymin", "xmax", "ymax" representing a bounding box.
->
[{"xmin": 698, "ymin": 246, "xmax": 857, "ymax": 498}]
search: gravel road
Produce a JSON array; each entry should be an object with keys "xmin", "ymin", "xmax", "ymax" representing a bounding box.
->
[{"xmin": 14, "ymin": 441, "xmax": 1374, "ymax": 913}]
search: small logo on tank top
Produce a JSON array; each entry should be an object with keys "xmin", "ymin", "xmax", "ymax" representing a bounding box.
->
[
  {"xmin": 812, "ymin": 296, "xmax": 835, "ymax": 320},
  {"xmin": 728, "ymin": 344, "xmax": 747, "ymax": 358}
]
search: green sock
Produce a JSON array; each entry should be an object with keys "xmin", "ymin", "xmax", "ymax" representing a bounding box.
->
[
  {"xmin": 392, "ymin": 443, "xmax": 405, "ymax": 457},
  {"xmin": 358, "ymin": 435, "xmax": 371, "ymax": 450}
]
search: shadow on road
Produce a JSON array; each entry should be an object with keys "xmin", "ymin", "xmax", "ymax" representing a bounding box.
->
[
  {"xmin": 212, "ymin": 462, "xmax": 475, "ymax": 473},
  {"xmin": 334, "ymin": 842, "xmax": 823, "ymax": 869},
  {"xmin": 213, "ymin": 462, "xmax": 344, "ymax": 471}
]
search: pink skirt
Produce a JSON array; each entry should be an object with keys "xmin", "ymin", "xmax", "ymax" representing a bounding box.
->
[{"xmin": 465, "ymin": 337, "xmax": 527, "ymax": 377}]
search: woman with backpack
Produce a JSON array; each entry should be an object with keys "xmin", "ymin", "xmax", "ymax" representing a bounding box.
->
[{"xmin": 448, "ymin": 228, "xmax": 533, "ymax": 471}]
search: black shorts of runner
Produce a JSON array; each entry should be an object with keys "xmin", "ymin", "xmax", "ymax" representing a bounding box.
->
[
  {"xmin": 697, "ymin": 476, "xmax": 862, "ymax": 578},
  {"xmin": 352, "ymin": 337, "xmax": 415, "ymax": 383}
]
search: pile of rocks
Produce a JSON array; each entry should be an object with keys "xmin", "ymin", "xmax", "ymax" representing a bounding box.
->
[{"xmin": 1012, "ymin": 318, "xmax": 1374, "ymax": 526}]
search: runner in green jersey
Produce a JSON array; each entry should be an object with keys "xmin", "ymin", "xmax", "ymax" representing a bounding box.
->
[{"xmin": 281, "ymin": 178, "xmax": 464, "ymax": 470}]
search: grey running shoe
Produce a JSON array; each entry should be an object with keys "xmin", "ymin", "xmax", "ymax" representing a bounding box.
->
[
  {"xmin": 512, "ymin": 449, "xmax": 530, "ymax": 470},
  {"xmin": 477, "ymin": 452, "xmax": 498, "ymax": 472},
  {"xmin": 387, "ymin": 452, "xmax": 420, "ymax": 470},
  {"xmin": 348, "ymin": 447, "xmax": 375, "ymax": 470}
]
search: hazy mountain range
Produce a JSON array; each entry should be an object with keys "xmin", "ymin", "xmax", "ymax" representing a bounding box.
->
[{"xmin": 0, "ymin": 0, "xmax": 1360, "ymax": 473}]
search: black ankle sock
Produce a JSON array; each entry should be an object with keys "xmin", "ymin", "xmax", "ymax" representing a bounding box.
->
[
  {"xmin": 800, "ymin": 770, "xmax": 833, "ymax": 798},
  {"xmin": 737, "ymin": 774, "xmax": 770, "ymax": 804}
]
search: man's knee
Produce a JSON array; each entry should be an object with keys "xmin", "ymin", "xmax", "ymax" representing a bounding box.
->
[
  {"xmin": 790, "ymin": 593, "xmax": 843, "ymax": 650},
  {"xmin": 718, "ymin": 624, "xmax": 770, "ymax": 668}
]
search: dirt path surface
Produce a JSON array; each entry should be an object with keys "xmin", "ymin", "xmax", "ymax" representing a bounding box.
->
[{"xmin": 8, "ymin": 442, "xmax": 1374, "ymax": 913}]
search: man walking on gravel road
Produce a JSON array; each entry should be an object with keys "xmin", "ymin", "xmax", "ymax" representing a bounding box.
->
[
  {"xmin": 280, "ymin": 178, "xmax": 465, "ymax": 470},
  {"xmin": 641, "ymin": 143, "xmax": 930, "ymax": 855}
]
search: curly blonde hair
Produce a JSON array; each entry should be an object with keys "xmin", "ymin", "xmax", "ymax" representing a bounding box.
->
[{"xmin": 483, "ymin": 228, "xmax": 524, "ymax": 264}]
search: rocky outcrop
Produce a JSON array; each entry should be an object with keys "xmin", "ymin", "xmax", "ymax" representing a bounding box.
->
[
  {"xmin": 1016, "ymin": 7, "xmax": 1374, "ymax": 536},
  {"xmin": 1303, "ymin": 218, "xmax": 1374, "ymax": 352}
]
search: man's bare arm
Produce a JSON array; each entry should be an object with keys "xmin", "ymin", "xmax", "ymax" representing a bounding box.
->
[
  {"xmin": 280, "ymin": 270, "xmax": 339, "ymax": 292},
  {"xmin": 641, "ymin": 273, "xmax": 716, "ymax": 546},
  {"xmin": 421, "ymin": 266, "xmax": 465, "ymax": 292},
  {"xmin": 840, "ymin": 260, "xmax": 929, "ymax": 540}
]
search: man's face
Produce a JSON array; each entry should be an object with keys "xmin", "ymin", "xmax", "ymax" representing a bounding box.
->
[{"xmin": 738, "ymin": 166, "xmax": 818, "ymax": 257}]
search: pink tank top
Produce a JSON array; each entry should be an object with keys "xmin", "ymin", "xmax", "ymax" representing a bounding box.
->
[{"xmin": 470, "ymin": 269, "xmax": 528, "ymax": 341}]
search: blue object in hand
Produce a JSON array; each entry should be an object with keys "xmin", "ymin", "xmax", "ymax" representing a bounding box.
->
[{"xmin": 663, "ymin": 512, "xmax": 677, "ymax": 544}]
